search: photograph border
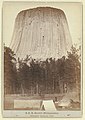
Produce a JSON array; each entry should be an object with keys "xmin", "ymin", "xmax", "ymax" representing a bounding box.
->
[{"xmin": 1, "ymin": 0, "xmax": 83, "ymax": 118}]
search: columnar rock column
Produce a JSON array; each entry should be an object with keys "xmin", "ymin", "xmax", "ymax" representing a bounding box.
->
[{"xmin": 10, "ymin": 7, "xmax": 72, "ymax": 60}]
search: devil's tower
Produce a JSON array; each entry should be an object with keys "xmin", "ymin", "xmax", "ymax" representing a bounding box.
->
[{"xmin": 10, "ymin": 7, "xmax": 72, "ymax": 59}]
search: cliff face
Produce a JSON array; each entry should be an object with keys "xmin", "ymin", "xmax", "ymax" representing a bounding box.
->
[{"xmin": 10, "ymin": 7, "xmax": 72, "ymax": 60}]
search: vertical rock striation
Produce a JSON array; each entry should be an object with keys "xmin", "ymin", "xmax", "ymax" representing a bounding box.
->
[{"xmin": 10, "ymin": 7, "xmax": 72, "ymax": 60}]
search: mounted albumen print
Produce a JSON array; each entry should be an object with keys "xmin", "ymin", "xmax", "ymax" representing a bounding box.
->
[{"xmin": 2, "ymin": 1, "xmax": 82, "ymax": 117}]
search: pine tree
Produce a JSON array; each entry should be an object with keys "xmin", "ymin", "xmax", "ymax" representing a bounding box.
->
[
  {"xmin": 67, "ymin": 45, "xmax": 81, "ymax": 94},
  {"xmin": 4, "ymin": 46, "xmax": 17, "ymax": 94}
]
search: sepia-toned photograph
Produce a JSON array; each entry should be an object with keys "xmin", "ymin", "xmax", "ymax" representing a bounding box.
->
[{"xmin": 2, "ymin": 1, "xmax": 82, "ymax": 117}]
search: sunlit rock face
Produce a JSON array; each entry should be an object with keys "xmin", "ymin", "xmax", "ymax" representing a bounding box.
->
[{"xmin": 10, "ymin": 7, "xmax": 72, "ymax": 60}]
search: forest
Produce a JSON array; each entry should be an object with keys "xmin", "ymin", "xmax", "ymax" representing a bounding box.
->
[{"xmin": 4, "ymin": 45, "xmax": 81, "ymax": 95}]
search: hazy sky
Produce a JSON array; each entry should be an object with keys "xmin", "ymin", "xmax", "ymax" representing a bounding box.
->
[{"xmin": 3, "ymin": 2, "xmax": 82, "ymax": 47}]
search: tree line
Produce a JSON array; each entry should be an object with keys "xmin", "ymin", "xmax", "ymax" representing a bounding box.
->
[{"xmin": 4, "ymin": 45, "xmax": 80, "ymax": 95}]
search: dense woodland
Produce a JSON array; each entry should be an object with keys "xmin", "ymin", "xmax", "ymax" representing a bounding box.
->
[{"xmin": 4, "ymin": 45, "xmax": 81, "ymax": 95}]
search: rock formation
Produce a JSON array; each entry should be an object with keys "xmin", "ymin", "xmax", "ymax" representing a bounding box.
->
[{"xmin": 10, "ymin": 7, "xmax": 72, "ymax": 60}]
